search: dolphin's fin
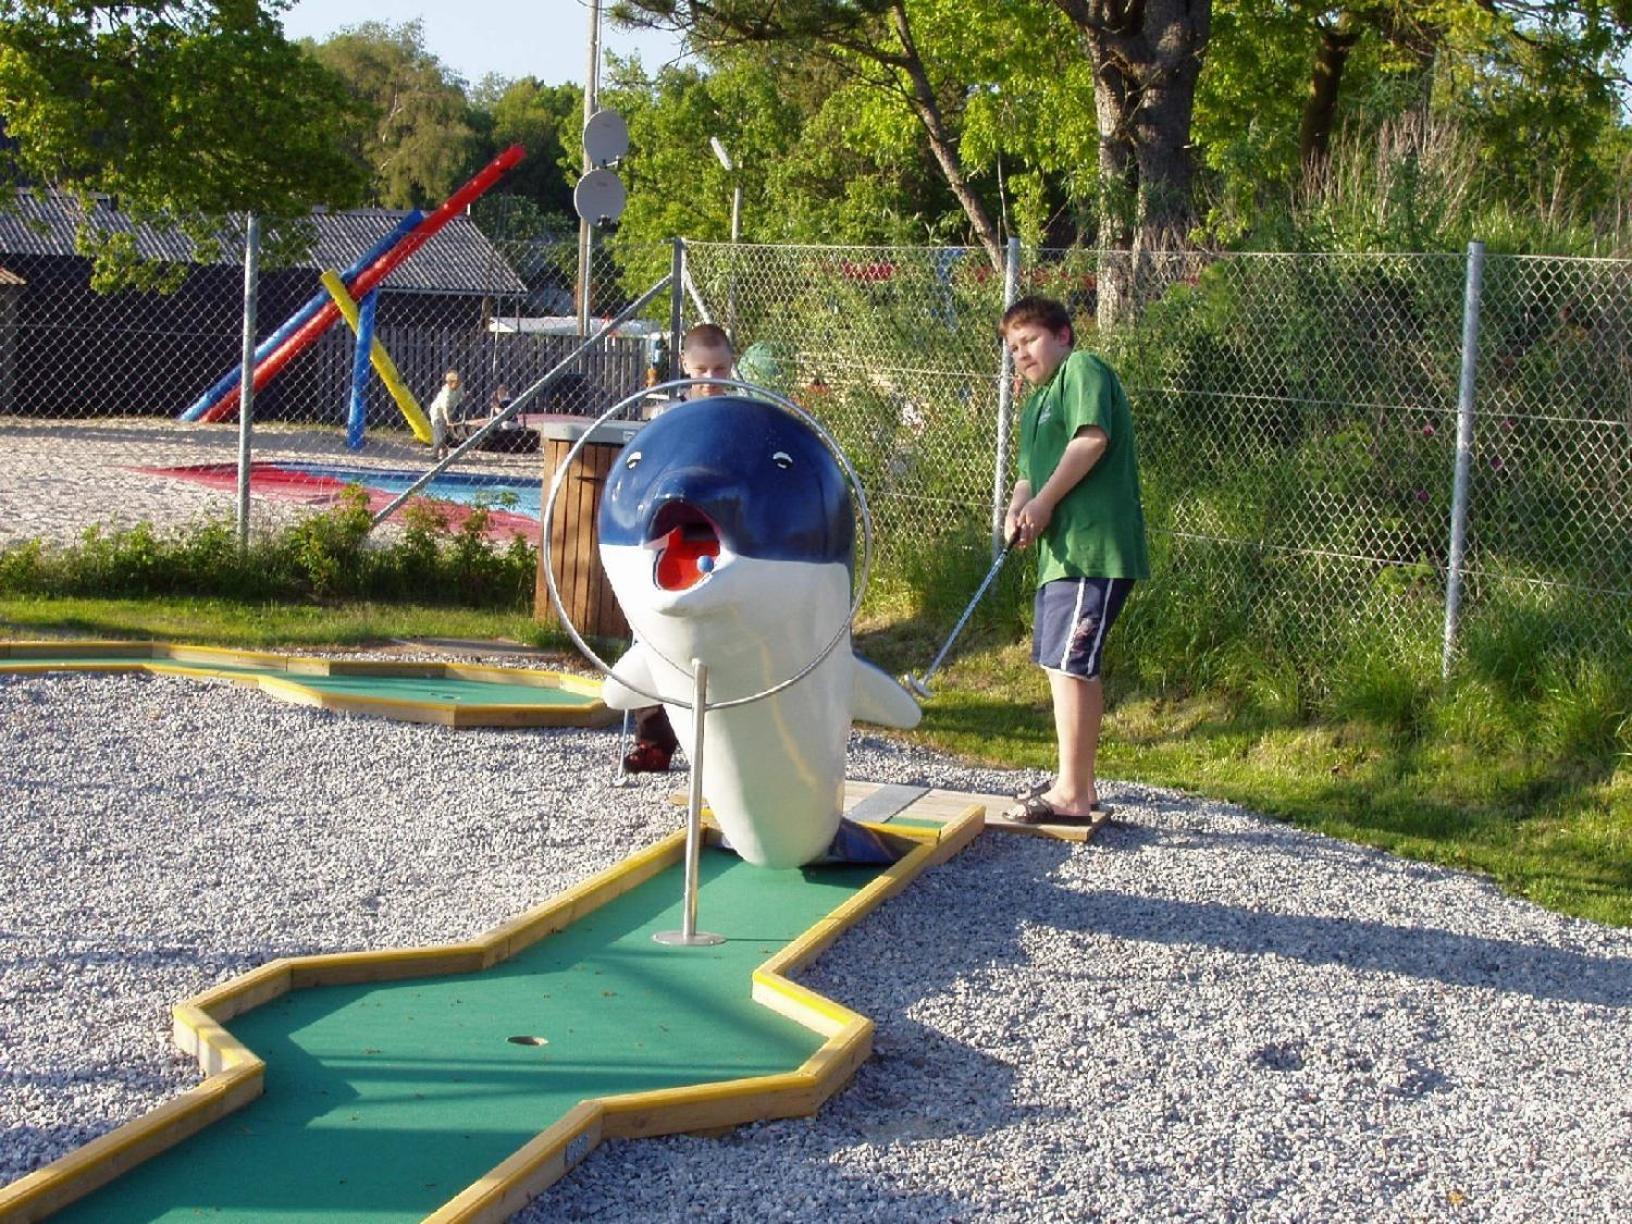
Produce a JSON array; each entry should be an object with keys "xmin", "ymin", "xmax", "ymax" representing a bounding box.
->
[
  {"xmin": 602, "ymin": 643, "xmax": 659, "ymax": 711},
  {"xmin": 851, "ymin": 654, "xmax": 922, "ymax": 729}
]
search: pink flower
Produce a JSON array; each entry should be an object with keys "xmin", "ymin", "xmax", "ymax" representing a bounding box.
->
[
  {"xmin": 1421, "ymin": 423, "xmax": 1437, "ymax": 437},
  {"xmin": 1490, "ymin": 456, "xmax": 1504, "ymax": 471},
  {"xmin": 1500, "ymin": 418, "xmax": 1515, "ymax": 432},
  {"xmin": 1415, "ymin": 489, "xmax": 1430, "ymax": 503}
]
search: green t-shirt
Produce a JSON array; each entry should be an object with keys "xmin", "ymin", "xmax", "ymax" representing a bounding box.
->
[{"xmin": 1018, "ymin": 349, "xmax": 1150, "ymax": 585}]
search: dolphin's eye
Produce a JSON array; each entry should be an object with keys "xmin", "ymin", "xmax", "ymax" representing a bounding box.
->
[
  {"xmin": 625, "ymin": 450, "xmax": 642, "ymax": 469},
  {"xmin": 772, "ymin": 451, "xmax": 793, "ymax": 469}
]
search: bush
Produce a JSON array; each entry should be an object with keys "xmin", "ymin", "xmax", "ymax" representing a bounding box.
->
[{"xmin": 0, "ymin": 487, "xmax": 538, "ymax": 611}]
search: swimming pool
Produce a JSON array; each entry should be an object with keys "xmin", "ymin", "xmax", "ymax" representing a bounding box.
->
[{"xmin": 282, "ymin": 462, "xmax": 542, "ymax": 520}]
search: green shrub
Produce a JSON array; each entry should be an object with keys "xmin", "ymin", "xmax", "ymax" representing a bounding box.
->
[{"xmin": 0, "ymin": 489, "xmax": 538, "ymax": 612}]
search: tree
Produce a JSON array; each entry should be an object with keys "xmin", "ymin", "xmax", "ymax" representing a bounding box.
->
[
  {"xmin": 602, "ymin": 46, "xmax": 969, "ymax": 252},
  {"xmin": 617, "ymin": 0, "xmax": 1207, "ymax": 318},
  {"xmin": 1046, "ymin": 0, "xmax": 1211, "ymax": 258},
  {"xmin": 1194, "ymin": 0, "xmax": 1632, "ymax": 244},
  {"xmin": 307, "ymin": 19, "xmax": 479, "ymax": 208},
  {"xmin": 469, "ymin": 76, "xmax": 582, "ymax": 219},
  {"xmin": 614, "ymin": 0, "xmax": 1066, "ymax": 269},
  {"xmin": 0, "ymin": 0, "xmax": 368, "ymax": 286}
]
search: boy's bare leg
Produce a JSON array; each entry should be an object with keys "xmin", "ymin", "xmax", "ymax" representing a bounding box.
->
[{"xmin": 1041, "ymin": 671, "xmax": 1102, "ymax": 815}]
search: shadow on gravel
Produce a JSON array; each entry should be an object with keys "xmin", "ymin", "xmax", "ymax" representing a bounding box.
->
[
  {"xmin": 0, "ymin": 1120, "xmax": 121, "ymax": 1186},
  {"xmin": 1031, "ymin": 826, "xmax": 1632, "ymax": 1009}
]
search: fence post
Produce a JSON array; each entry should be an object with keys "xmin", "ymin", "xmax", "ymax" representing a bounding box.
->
[
  {"xmin": 990, "ymin": 236, "xmax": 1022, "ymax": 555},
  {"xmin": 1442, "ymin": 239, "xmax": 1485, "ymax": 679},
  {"xmin": 670, "ymin": 238, "xmax": 685, "ymax": 371},
  {"xmin": 235, "ymin": 213, "xmax": 260, "ymax": 550}
]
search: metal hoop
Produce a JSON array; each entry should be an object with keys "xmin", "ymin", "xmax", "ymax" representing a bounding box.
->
[{"xmin": 541, "ymin": 376, "xmax": 874, "ymax": 712}]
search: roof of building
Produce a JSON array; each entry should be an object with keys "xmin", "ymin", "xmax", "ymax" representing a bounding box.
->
[{"xmin": 0, "ymin": 192, "xmax": 526, "ymax": 296}]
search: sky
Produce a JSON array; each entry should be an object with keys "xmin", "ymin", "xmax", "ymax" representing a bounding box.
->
[{"xmin": 279, "ymin": 0, "xmax": 692, "ymax": 88}]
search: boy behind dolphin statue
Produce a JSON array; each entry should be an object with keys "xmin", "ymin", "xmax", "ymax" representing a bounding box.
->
[{"xmin": 597, "ymin": 394, "xmax": 923, "ymax": 869}]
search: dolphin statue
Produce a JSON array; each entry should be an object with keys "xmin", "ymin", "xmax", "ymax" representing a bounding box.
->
[{"xmin": 597, "ymin": 395, "xmax": 922, "ymax": 869}]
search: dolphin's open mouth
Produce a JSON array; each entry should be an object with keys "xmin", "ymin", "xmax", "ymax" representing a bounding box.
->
[{"xmin": 648, "ymin": 502, "xmax": 721, "ymax": 591}]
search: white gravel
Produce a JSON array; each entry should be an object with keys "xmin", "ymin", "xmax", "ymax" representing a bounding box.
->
[
  {"xmin": 0, "ymin": 416, "xmax": 542, "ymax": 546},
  {"xmin": 3, "ymin": 669, "xmax": 1631, "ymax": 1221}
]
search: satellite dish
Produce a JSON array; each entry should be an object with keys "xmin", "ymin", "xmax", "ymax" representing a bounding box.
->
[
  {"xmin": 573, "ymin": 168, "xmax": 626, "ymax": 225},
  {"xmin": 583, "ymin": 109, "xmax": 629, "ymax": 166}
]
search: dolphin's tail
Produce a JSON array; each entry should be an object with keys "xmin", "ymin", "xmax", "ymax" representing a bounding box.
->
[{"xmin": 811, "ymin": 817, "xmax": 903, "ymax": 866}]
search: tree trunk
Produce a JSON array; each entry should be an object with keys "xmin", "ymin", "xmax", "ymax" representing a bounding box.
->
[
  {"xmin": 888, "ymin": 3, "xmax": 1004, "ymax": 272},
  {"xmin": 1094, "ymin": 56, "xmax": 1136, "ymax": 329},
  {"xmin": 1057, "ymin": 0, "xmax": 1210, "ymax": 324},
  {"xmin": 1300, "ymin": 18, "xmax": 1360, "ymax": 169}
]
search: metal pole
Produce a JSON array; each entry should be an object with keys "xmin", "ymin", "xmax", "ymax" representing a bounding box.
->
[
  {"xmin": 371, "ymin": 272, "xmax": 672, "ymax": 529},
  {"xmin": 654, "ymin": 658, "xmax": 724, "ymax": 947},
  {"xmin": 990, "ymin": 235, "xmax": 1022, "ymax": 555},
  {"xmin": 728, "ymin": 183, "xmax": 742, "ymax": 336},
  {"xmin": 1442, "ymin": 239, "xmax": 1485, "ymax": 679},
  {"xmin": 576, "ymin": 0, "xmax": 601, "ymax": 335},
  {"xmin": 669, "ymin": 238, "xmax": 685, "ymax": 364},
  {"xmin": 235, "ymin": 214, "xmax": 260, "ymax": 550}
]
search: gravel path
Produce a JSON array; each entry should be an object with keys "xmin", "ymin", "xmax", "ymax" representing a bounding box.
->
[
  {"xmin": 3, "ymin": 669, "xmax": 1630, "ymax": 1221},
  {"xmin": 0, "ymin": 417, "xmax": 542, "ymax": 546}
]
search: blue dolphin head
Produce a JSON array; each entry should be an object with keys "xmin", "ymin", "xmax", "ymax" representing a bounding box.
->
[{"xmin": 599, "ymin": 396, "xmax": 853, "ymax": 571}]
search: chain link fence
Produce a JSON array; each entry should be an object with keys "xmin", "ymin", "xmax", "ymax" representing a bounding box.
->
[
  {"xmin": 683, "ymin": 242, "xmax": 1010, "ymax": 571},
  {"xmin": 0, "ymin": 194, "xmax": 666, "ymax": 551},
  {"xmin": 684, "ymin": 240, "xmax": 1632, "ymax": 675},
  {"xmin": 2, "ymin": 215, "xmax": 1628, "ymax": 676}
]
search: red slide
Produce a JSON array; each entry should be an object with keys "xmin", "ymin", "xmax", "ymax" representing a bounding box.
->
[{"xmin": 198, "ymin": 145, "xmax": 525, "ymax": 424}]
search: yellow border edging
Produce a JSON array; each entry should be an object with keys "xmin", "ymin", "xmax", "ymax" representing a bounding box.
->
[
  {"xmin": 0, "ymin": 800, "xmax": 986, "ymax": 1223},
  {"xmin": 0, "ymin": 640, "xmax": 616, "ymax": 729}
]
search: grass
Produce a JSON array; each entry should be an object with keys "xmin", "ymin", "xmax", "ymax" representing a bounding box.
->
[
  {"xmin": 0, "ymin": 594, "xmax": 566, "ymax": 651},
  {"xmin": 855, "ymin": 627, "xmax": 1632, "ymax": 928},
  {"xmin": 5, "ymin": 583, "xmax": 1629, "ymax": 929}
]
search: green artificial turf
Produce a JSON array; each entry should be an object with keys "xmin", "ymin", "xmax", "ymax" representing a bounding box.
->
[
  {"xmin": 1, "ymin": 653, "xmax": 598, "ymax": 708},
  {"xmin": 55, "ymin": 851, "xmax": 881, "ymax": 1223}
]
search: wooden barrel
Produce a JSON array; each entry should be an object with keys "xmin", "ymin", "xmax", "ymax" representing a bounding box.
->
[{"xmin": 536, "ymin": 435, "xmax": 630, "ymax": 642}]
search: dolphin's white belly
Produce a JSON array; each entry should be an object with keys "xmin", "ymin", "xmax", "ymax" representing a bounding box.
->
[{"xmin": 601, "ymin": 547, "xmax": 853, "ymax": 868}]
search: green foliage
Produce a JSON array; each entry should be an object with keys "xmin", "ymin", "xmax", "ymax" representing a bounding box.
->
[
  {"xmin": 612, "ymin": 0, "xmax": 1100, "ymax": 254},
  {"xmin": 306, "ymin": 19, "xmax": 479, "ymax": 208},
  {"xmin": 468, "ymin": 77, "xmax": 582, "ymax": 217},
  {"xmin": 1199, "ymin": 0, "xmax": 1632, "ymax": 254},
  {"xmin": 0, "ymin": 0, "xmax": 367, "ymax": 288},
  {"xmin": 0, "ymin": 487, "xmax": 537, "ymax": 610}
]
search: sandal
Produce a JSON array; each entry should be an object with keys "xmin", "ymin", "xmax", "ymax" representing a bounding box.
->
[
  {"xmin": 622, "ymin": 740, "xmax": 674, "ymax": 773},
  {"xmin": 1000, "ymin": 794, "xmax": 1115, "ymax": 827}
]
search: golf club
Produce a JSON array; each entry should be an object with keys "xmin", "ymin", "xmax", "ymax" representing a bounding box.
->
[
  {"xmin": 904, "ymin": 534, "xmax": 1017, "ymax": 699},
  {"xmin": 609, "ymin": 708, "xmax": 633, "ymax": 788}
]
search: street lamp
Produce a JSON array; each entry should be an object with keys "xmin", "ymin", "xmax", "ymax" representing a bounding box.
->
[
  {"xmin": 710, "ymin": 137, "xmax": 743, "ymax": 334},
  {"xmin": 709, "ymin": 136, "xmax": 743, "ymax": 244}
]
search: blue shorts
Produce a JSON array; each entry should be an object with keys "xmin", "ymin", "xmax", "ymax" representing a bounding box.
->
[{"xmin": 1032, "ymin": 577, "xmax": 1134, "ymax": 680}]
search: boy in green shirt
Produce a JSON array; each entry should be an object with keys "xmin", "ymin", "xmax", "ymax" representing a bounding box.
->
[{"xmin": 1000, "ymin": 296, "xmax": 1149, "ymax": 826}]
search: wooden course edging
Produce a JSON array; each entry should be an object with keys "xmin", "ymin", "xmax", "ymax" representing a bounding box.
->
[{"xmin": 0, "ymin": 798, "xmax": 986, "ymax": 1223}]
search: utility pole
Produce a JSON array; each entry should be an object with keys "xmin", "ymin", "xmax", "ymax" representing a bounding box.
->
[{"xmin": 577, "ymin": 0, "xmax": 602, "ymax": 335}]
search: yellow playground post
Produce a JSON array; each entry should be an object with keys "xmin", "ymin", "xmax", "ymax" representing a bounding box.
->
[{"xmin": 319, "ymin": 270, "xmax": 434, "ymax": 444}]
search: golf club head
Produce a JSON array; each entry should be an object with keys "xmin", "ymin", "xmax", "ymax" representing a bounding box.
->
[{"xmin": 902, "ymin": 673, "xmax": 933, "ymax": 701}]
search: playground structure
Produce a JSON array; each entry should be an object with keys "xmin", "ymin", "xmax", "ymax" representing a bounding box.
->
[
  {"xmin": 179, "ymin": 146, "xmax": 526, "ymax": 445},
  {"xmin": 0, "ymin": 641, "xmax": 613, "ymax": 728}
]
